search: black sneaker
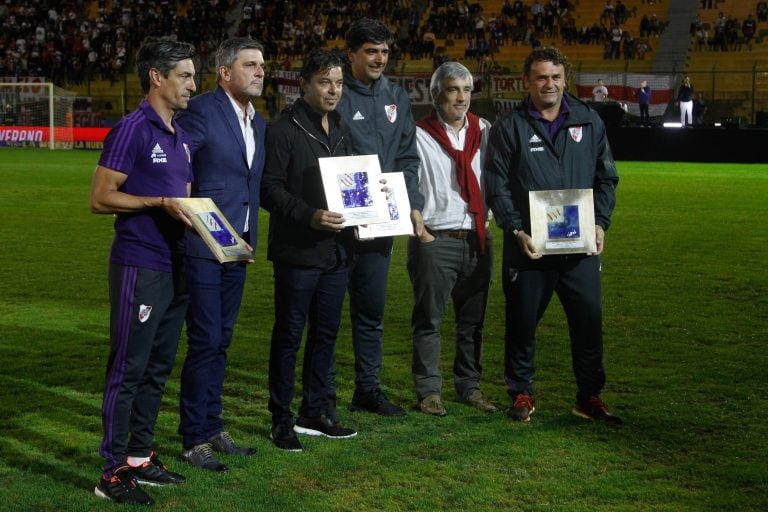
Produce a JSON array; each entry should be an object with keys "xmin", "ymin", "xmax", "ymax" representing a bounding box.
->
[
  {"xmin": 508, "ymin": 393, "xmax": 536, "ymax": 422},
  {"xmin": 180, "ymin": 443, "xmax": 229, "ymax": 472},
  {"xmin": 294, "ymin": 414, "xmax": 357, "ymax": 439},
  {"xmin": 94, "ymin": 465, "xmax": 154, "ymax": 506},
  {"xmin": 130, "ymin": 451, "xmax": 185, "ymax": 486},
  {"xmin": 349, "ymin": 388, "xmax": 406, "ymax": 417},
  {"xmin": 208, "ymin": 431, "xmax": 257, "ymax": 456},
  {"xmin": 573, "ymin": 396, "xmax": 623, "ymax": 425},
  {"xmin": 270, "ymin": 420, "xmax": 303, "ymax": 452},
  {"xmin": 326, "ymin": 396, "xmax": 341, "ymax": 426}
]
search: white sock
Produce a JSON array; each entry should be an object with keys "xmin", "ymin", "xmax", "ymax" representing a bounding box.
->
[{"xmin": 127, "ymin": 456, "xmax": 150, "ymax": 467}]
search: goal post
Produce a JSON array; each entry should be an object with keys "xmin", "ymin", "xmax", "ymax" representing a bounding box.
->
[{"xmin": 0, "ymin": 81, "xmax": 76, "ymax": 149}]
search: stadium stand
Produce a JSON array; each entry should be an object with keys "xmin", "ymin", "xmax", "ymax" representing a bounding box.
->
[{"xmin": 0, "ymin": 0, "xmax": 764, "ymax": 123}]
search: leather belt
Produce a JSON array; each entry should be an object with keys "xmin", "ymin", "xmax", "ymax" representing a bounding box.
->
[{"xmin": 430, "ymin": 229, "xmax": 475, "ymax": 240}]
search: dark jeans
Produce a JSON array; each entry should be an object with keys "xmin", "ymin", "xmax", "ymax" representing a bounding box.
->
[
  {"xmin": 502, "ymin": 255, "xmax": 606, "ymax": 403},
  {"xmin": 179, "ymin": 256, "xmax": 247, "ymax": 448},
  {"xmin": 407, "ymin": 234, "xmax": 492, "ymax": 400},
  {"xmin": 268, "ymin": 252, "xmax": 349, "ymax": 424},
  {"xmin": 343, "ymin": 238, "xmax": 394, "ymax": 393}
]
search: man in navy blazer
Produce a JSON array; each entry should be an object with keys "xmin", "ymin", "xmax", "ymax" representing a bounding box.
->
[{"xmin": 175, "ymin": 37, "xmax": 266, "ymax": 471}]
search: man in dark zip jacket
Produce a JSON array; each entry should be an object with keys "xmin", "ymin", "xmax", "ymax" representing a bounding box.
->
[
  {"xmin": 484, "ymin": 47, "xmax": 622, "ymax": 425},
  {"xmin": 333, "ymin": 17, "xmax": 425, "ymax": 418},
  {"xmin": 260, "ymin": 49, "xmax": 358, "ymax": 451}
]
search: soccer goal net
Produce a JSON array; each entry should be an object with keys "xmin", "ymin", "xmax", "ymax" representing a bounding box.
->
[{"xmin": 0, "ymin": 82, "xmax": 76, "ymax": 149}]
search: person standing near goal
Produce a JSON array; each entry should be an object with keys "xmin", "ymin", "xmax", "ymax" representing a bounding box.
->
[{"xmin": 89, "ymin": 37, "xmax": 196, "ymax": 506}]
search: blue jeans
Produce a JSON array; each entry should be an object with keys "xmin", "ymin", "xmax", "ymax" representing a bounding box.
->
[{"xmin": 268, "ymin": 252, "xmax": 349, "ymax": 424}]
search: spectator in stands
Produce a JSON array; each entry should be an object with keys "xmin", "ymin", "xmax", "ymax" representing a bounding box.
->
[
  {"xmin": 610, "ymin": 24, "xmax": 623, "ymax": 59},
  {"xmin": 622, "ymin": 32, "xmax": 635, "ymax": 59},
  {"xmin": 616, "ymin": 1, "xmax": 629, "ymax": 24},
  {"xmin": 601, "ymin": 0, "xmax": 615, "ymax": 25},
  {"xmin": 635, "ymin": 37, "xmax": 651, "ymax": 60},
  {"xmin": 696, "ymin": 26, "xmax": 708, "ymax": 51},
  {"xmin": 639, "ymin": 14, "xmax": 650, "ymax": 38},
  {"xmin": 677, "ymin": 76, "xmax": 694, "ymax": 126},
  {"xmin": 758, "ymin": 2, "xmax": 768, "ymax": 22},
  {"xmin": 742, "ymin": 14, "xmax": 757, "ymax": 51},
  {"xmin": 648, "ymin": 14, "xmax": 661, "ymax": 38}
]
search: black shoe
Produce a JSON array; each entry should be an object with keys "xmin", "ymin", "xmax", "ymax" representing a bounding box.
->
[
  {"xmin": 208, "ymin": 431, "xmax": 256, "ymax": 456},
  {"xmin": 349, "ymin": 388, "xmax": 406, "ymax": 416},
  {"xmin": 326, "ymin": 397, "xmax": 341, "ymax": 426},
  {"xmin": 508, "ymin": 393, "xmax": 535, "ymax": 422},
  {"xmin": 130, "ymin": 451, "xmax": 185, "ymax": 486},
  {"xmin": 94, "ymin": 465, "xmax": 154, "ymax": 506},
  {"xmin": 294, "ymin": 415, "xmax": 357, "ymax": 439},
  {"xmin": 180, "ymin": 443, "xmax": 229, "ymax": 472},
  {"xmin": 573, "ymin": 396, "xmax": 623, "ymax": 425},
  {"xmin": 270, "ymin": 420, "xmax": 303, "ymax": 451}
]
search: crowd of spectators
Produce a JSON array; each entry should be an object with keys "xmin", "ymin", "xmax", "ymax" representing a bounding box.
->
[
  {"xmin": 0, "ymin": 0, "xmax": 232, "ymax": 85},
  {"xmin": 4, "ymin": 0, "xmax": 760, "ymax": 89},
  {"xmin": 691, "ymin": 9, "xmax": 761, "ymax": 52}
]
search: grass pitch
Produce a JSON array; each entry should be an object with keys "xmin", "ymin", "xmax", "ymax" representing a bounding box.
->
[{"xmin": 0, "ymin": 148, "xmax": 766, "ymax": 511}]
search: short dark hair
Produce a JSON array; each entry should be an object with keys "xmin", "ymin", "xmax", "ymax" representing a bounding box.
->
[
  {"xmin": 523, "ymin": 47, "xmax": 572, "ymax": 82},
  {"xmin": 299, "ymin": 49, "xmax": 345, "ymax": 86},
  {"xmin": 345, "ymin": 17, "xmax": 393, "ymax": 52},
  {"xmin": 215, "ymin": 37, "xmax": 265, "ymax": 82},
  {"xmin": 136, "ymin": 37, "xmax": 197, "ymax": 93}
]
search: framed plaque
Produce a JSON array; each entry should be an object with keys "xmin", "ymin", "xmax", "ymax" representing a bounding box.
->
[
  {"xmin": 529, "ymin": 189, "xmax": 597, "ymax": 255},
  {"xmin": 356, "ymin": 171, "xmax": 414, "ymax": 239},
  {"xmin": 177, "ymin": 197, "xmax": 253, "ymax": 263},
  {"xmin": 319, "ymin": 154, "xmax": 390, "ymax": 227}
]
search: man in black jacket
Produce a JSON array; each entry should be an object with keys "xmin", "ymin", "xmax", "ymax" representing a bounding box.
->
[
  {"xmin": 260, "ymin": 49, "xmax": 358, "ymax": 451},
  {"xmin": 484, "ymin": 47, "xmax": 622, "ymax": 425}
]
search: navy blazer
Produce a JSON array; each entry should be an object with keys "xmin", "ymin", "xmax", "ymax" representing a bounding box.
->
[{"xmin": 176, "ymin": 87, "xmax": 266, "ymax": 259}]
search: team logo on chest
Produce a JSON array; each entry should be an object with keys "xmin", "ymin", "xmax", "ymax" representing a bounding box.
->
[
  {"xmin": 568, "ymin": 126, "xmax": 583, "ymax": 143},
  {"xmin": 385, "ymin": 104, "xmax": 397, "ymax": 123}
]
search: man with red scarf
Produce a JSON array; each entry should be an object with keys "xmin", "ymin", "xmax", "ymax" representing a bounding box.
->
[{"xmin": 408, "ymin": 61, "xmax": 496, "ymax": 416}]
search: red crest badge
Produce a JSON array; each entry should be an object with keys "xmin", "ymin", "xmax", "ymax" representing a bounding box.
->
[
  {"xmin": 568, "ymin": 126, "xmax": 583, "ymax": 142},
  {"xmin": 385, "ymin": 104, "xmax": 397, "ymax": 123}
]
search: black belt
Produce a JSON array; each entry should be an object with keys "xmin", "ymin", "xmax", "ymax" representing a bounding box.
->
[{"xmin": 429, "ymin": 229, "xmax": 475, "ymax": 240}]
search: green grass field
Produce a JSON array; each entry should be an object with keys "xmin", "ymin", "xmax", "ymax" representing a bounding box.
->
[{"xmin": 1, "ymin": 148, "xmax": 767, "ymax": 511}]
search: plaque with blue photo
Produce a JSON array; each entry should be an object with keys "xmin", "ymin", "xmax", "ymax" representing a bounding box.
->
[
  {"xmin": 529, "ymin": 189, "xmax": 596, "ymax": 255},
  {"xmin": 177, "ymin": 197, "xmax": 253, "ymax": 263},
  {"xmin": 319, "ymin": 154, "xmax": 390, "ymax": 227}
]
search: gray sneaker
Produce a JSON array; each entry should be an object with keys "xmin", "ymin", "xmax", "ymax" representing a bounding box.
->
[
  {"xmin": 208, "ymin": 431, "xmax": 256, "ymax": 456},
  {"xmin": 180, "ymin": 443, "xmax": 228, "ymax": 472}
]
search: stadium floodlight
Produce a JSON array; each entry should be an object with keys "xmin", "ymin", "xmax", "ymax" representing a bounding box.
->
[{"xmin": 0, "ymin": 81, "xmax": 76, "ymax": 149}]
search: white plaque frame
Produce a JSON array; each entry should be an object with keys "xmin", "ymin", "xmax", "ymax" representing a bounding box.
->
[
  {"xmin": 356, "ymin": 171, "xmax": 414, "ymax": 239},
  {"xmin": 319, "ymin": 154, "xmax": 390, "ymax": 227},
  {"xmin": 529, "ymin": 189, "xmax": 597, "ymax": 255},
  {"xmin": 177, "ymin": 197, "xmax": 253, "ymax": 263}
]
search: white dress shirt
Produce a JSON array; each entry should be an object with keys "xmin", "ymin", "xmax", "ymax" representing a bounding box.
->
[{"xmin": 415, "ymin": 112, "xmax": 492, "ymax": 231}]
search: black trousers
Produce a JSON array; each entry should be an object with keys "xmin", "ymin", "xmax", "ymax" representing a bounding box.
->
[{"xmin": 502, "ymin": 255, "xmax": 606, "ymax": 402}]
